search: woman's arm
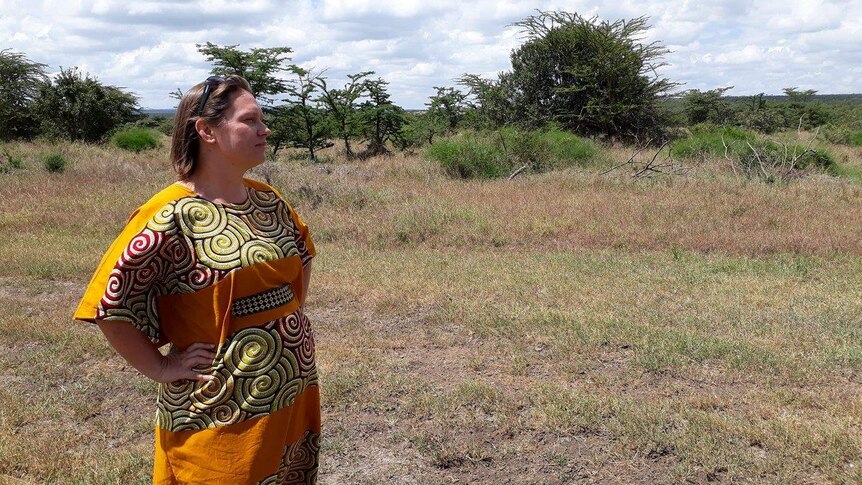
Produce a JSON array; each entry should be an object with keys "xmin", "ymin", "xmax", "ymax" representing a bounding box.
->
[{"xmin": 96, "ymin": 320, "xmax": 216, "ymax": 384}]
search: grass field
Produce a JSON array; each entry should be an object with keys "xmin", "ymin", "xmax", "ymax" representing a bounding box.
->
[{"xmin": 1, "ymin": 136, "xmax": 861, "ymax": 484}]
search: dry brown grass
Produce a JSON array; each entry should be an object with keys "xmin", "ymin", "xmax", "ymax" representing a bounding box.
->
[{"xmin": 1, "ymin": 138, "xmax": 861, "ymax": 484}]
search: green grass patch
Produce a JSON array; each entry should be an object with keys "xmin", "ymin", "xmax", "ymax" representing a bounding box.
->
[{"xmin": 832, "ymin": 162, "xmax": 862, "ymax": 182}]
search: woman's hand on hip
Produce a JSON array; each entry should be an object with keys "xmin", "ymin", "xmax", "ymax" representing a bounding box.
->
[{"xmin": 156, "ymin": 342, "xmax": 217, "ymax": 384}]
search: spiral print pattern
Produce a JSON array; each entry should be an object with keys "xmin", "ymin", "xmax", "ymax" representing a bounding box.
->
[
  {"xmin": 176, "ymin": 198, "xmax": 229, "ymax": 239},
  {"xmin": 190, "ymin": 368, "xmax": 234, "ymax": 410},
  {"xmin": 224, "ymin": 328, "xmax": 283, "ymax": 377},
  {"xmin": 104, "ymin": 186, "xmax": 316, "ymax": 432},
  {"xmin": 249, "ymin": 188, "xmax": 279, "ymax": 211},
  {"xmin": 245, "ymin": 209, "xmax": 282, "ymax": 237},
  {"xmin": 155, "ymin": 316, "xmax": 315, "ymax": 432},
  {"xmin": 276, "ymin": 313, "xmax": 304, "ymax": 346},
  {"xmin": 148, "ymin": 205, "xmax": 178, "ymax": 234},
  {"xmin": 161, "ymin": 235, "xmax": 195, "ymax": 275},
  {"xmin": 102, "ymin": 268, "xmax": 132, "ymax": 307},
  {"xmin": 256, "ymin": 431, "xmax": 320, "ymax": 485}
]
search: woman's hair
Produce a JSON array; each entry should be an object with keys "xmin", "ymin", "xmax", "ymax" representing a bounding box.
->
[{"xmin": 170, "ymin": 75, "xmax": 253, "ymax": 180}]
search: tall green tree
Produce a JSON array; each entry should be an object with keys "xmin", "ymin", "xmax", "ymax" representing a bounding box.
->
[
  {"xmin": 456, "ymin": 73, "xmax": 516, "ymax": 129},
  {"xmin": 283, "ymin": 68, "xmax": 333, "ymax": 162},
  {"xmin": 34, "ymin": 67, "xmax": 139, "ymax": 142},
  {"xmin": 682, "ymin": 86, "xmax": 734, "ymax": 125},
  {"xmin": 196, "ymin": 42, "xmax": 293, "ymax": 104},
  {"xmin": 508, "ymin": 11, "xmax": 677, "ymax": 139},
  {"xmin": 0, "ymin": 49, "xmax": 47, "ymax": 140},
  {"xmin": 314, "ymin": 71, "xmax": 372, "ymax": 159},
  {"xmin": 426, "ymin": 87, "xmax": 468, "ymax": 131},
  {"xmin": 359, "ymin": 78, "xmax": 405, "ymax": 156}
]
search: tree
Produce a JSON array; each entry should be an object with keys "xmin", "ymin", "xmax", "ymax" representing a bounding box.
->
[
  {"xmin": 358, "ymin": 78, "xmax": 405, "ymax": 156},
  {"xmin": 0, "ymin": 49, "xmax": 47, "ymax": 140},
  {"xmin": 314, "ymin": 71, "xmax": 373, "ymax": 159},
  {"xmin": 682, "ymin": 86, "xmax": 734, "ymax": 125},
  {"xmin": 34, "ymin": 67, "xmax": 139, "ymax": 142},
  {"xmin": 783, "ymin": 87, "xmax": 817, "ymax": 103},
  {"xmin": 196, "ymin": 43, "xmax": 293, "ymax": 104},
  {"xmin": 456, "ymin": 73, "xmax": 516, "ymax": 129},
  {"xmin": 426, "ymin": 87, "xmax": 468, "ymax": 131},
  {"xmin": 282, "ymin": 68, "xmax": 333, "ymax": 162},
  {"xmin": 781, "ymin": 87, "xmax": 830, "ymax": 130},
  {"xmin": 507, "ymin": 11, "xmax": 677, "ymax": 139}
]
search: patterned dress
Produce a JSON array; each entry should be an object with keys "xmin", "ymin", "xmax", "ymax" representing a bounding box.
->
[{"xmin": 74, "ymin": 179, "xmax": 319, "ymax": 484}]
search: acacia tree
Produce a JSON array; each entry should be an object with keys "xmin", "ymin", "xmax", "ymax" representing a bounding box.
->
[
  {"xmin": 0, "ymin": 49, "xmax": 46, "ymax": 140},
  {"xmin": 426, "ymin": 87, "xmax": 468, "ymax": 131},
  {"xmin": 683, "ymin": 86, "xmax": 734, "ymax": 125},
  {"xmin": 456, "ymin": 73, "xmax": 516, "ymax": 129},
  {"xmin": 196, "ymin": 42, "xmax": 293, "ymax": 105},
  {"xmin": 508, "ymin": 11, "xmax": 677, "ymax": 139},
  {"xmin": 34, "ymin": 67, "xmax": 139, "ymax": 142},
  {"xmin": 284, "ymin": 68, "xmax": 333, "ymax": 162},
  {"xmin": 314, "ymin": 71, "xmax": 373, "ymax": 159},
  {"xmin": 359, "ymin": 78, "xmax": 405, "ymax": 156}
]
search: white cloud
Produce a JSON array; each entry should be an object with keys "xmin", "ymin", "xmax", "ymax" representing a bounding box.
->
[{"xmin": 1, "ymin": 0, "xmax": 861, "ymax": 107}]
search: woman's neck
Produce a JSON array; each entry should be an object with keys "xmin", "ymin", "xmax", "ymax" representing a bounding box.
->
[{"xmin": 182, "ymin": 160, "xmax": 249, "ymax": 205}]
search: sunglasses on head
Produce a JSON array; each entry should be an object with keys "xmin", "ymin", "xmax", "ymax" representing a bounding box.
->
[{"xmin": 196, "ymin": 75, "xmax": 225, "ymax": 114}]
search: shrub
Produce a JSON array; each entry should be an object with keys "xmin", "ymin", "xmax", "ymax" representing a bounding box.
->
[
  {"xmin": 43, "ymin": 153, "xmax": 67, "ymax": 173},
  {"xmin": 426, "ymin": 132, "xmax": 509, "ymax": 179},
  {"xmin": 2, "ymin": 150, "xmax": 24, "ymax": 170},
  {"xmin": 536, "ymin": 128, "xmax": 598, "ymax": 168},
  {"xmin": 111, "ymin": 127, "xmax": 161, "ymax": 152},
  {"xmin": 672, "ymin": 123, "xmax": 835, "ymax": 182},
  {"xmin": 735, "ymin": 108, "xmax": 783, "ymax": 134},
  {"xmin": 157, "ymin": 117, "xmax": 175, "ymax": 136},
  {"xmin": 671, "ymin": 124, "xmax": 756, "ymax": 160},
  {"xmin": 793, "ymin": 147, "xmax": 834, "ymax": 170},
  {"xmin": 34, "ymin": 67, "xmax": 139, "ymax": 142},
  {"xmin": 426, "ymin": 128, "xmax": 598, "ymax": 179}
]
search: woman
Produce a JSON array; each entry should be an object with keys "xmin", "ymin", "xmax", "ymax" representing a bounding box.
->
[{"xmin": 74, "ymin": 75, "xmax": 320, "ymax": 484}]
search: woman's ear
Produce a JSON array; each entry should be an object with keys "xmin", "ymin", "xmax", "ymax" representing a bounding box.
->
[{"xmin": 195, "ymin": 118, "xmax": 216, "ymax": 144}]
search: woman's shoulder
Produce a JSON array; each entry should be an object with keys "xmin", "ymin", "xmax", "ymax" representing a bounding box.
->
[{"xmin": 242, "ymin": 176, "xmax": 281, "ymax": 197}]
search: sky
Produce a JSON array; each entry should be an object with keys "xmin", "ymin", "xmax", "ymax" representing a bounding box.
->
[{"xmin": 2, "ymin": 0, "xmax": 861, "ymax": 109}]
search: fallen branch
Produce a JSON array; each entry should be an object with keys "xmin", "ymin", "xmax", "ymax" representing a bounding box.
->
[{"xmin": 508, "ymin": 164, "xmax": 529, "ymax": 180}]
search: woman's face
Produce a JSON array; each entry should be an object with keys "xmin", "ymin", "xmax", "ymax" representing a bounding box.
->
[{"xmin": 209, "ymin": 90, "xmax": 271, "ymax": 170}]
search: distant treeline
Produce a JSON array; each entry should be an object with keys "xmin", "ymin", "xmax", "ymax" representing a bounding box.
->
[{"xmin": 3, "ymin": 10, "xmax": 862, "ymax": 163}]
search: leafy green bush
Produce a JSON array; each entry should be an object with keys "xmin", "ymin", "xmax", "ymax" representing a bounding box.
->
[
  {"xmin": 2, "ymin": 150, "xmax": 24, "ymax": 170},
  {"xmin": 536, "ymin": 128, "xmax": 598, "ymax": 167},
  {"xmin": 426, "ymin": 132, "xmax": 509, "ymax": 179},
  {"xmin": 42, "ymin": 153, "xmax": 67, "ymax": 173},
  {"xmin": 820, "ymin": 124, "xmax": 862, "ymax": 147},
  {"xmin": 34, "ymin": 67, "xmax": 139, "ymax": 143},
  {"xmin": 111, "ymin": 127, "xmax": 161, "ymax": 152},
  {"xmin": 671, "ymin": 124, "xmax": 756, "ymax": 160},
  {"xmin": 157, "ymin": 117, "xmax": 175, "ymax": 136},
  {"xmin": 672, "ymin": 123, "xmax": 835, "ymax": 182},
  {"xmin": 426, "ymin": 128, "xmax": 598, "ymax": 179}
]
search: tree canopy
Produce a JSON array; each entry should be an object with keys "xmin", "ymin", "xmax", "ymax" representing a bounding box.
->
[
  {"xmin": 0, "ymin": 49, "xmax": 47, "ymax": 140},
  {"xmin": 506, "ymin": 11, "xmax": 677, "ymax": 139}
]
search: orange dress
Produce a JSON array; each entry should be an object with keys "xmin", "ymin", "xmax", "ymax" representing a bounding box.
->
[{"xmin": 74, "ymin": 179, "xmax": 320, "ymax": 484}]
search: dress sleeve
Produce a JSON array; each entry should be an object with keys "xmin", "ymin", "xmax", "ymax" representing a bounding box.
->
[
  {"xmin": 287, "ymin": 203, "xmax": 316, "ymax": 266},
  {"xmin": 74, "ymin": 214, "xmax": 174, "ymax": 345}
]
